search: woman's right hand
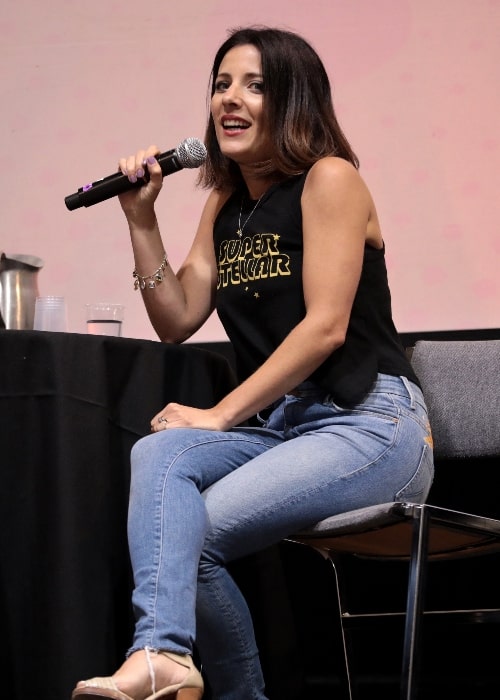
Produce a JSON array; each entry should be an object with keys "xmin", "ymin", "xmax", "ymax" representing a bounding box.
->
[{"xmin": 117, "ymin": 145, "xmax": 164, "ymax": 224}]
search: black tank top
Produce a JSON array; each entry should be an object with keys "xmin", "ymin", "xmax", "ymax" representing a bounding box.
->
[{"xmin": 213, "ymin": 173, "xmax": 419, "ymax": 405}]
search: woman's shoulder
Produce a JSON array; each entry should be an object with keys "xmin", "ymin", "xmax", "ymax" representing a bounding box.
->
[
  {"xmin": 207, "ymin": 186, "xmax": 234, "ymax": 207},
  {"xmin": 304, "ymin": 156, "xmax": 369, "ymax": 199},
  {"xmin": 307, "ymin": 155, "xmax": 359, "ymax": 181},
  {"xmin": 202, "ymin": 187, "xmax": 235, "ymax": 220}
]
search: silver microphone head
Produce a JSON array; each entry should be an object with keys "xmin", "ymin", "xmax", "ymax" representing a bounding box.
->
[{"xmin": 176, "ymin": 138, "xmax": 207, "ymax": 168}]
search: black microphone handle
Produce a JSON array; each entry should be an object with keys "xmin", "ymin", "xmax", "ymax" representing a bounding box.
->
[{"xmin": 64, "ymin": 149, "xmax": 180, "ymax": 211}]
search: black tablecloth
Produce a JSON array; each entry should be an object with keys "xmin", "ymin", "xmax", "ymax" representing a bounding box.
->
[{"xmin": 0, "ymin": 331, "xmax": 236, "ymax": 700}]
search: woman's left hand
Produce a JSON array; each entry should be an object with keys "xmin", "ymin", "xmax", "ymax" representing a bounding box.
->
[{"xmin": 151, "ymin": 403, "xmax": 229, "ymax": 433}]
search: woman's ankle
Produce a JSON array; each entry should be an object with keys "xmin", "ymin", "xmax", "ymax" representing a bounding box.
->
[{"xmin": 114, "ymin": 649, "xmax": 189, "ymax": 698}]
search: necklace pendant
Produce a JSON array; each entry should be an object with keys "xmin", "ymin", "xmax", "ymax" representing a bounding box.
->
[{"xmin": 236, "ymin": 192, "xmax": 264, "ymax": 238}]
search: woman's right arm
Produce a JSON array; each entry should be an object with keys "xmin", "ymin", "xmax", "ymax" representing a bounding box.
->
[{"xmin": 118, "ymin": 145, "xmax": 228, "ymax": 343}]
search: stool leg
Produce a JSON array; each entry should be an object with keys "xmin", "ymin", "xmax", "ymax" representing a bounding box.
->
[
  {"xmin": 328, "ymin": 558, "xmax": 354, "ymax": 700},
  {"xmin": 400, "ymin": 505, "xmax": 430, "ymax": 700}
]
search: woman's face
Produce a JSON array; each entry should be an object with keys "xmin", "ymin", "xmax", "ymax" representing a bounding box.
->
[{"xmin": 211, "ymin": 44, "xmax": 272, "ymax": 167}]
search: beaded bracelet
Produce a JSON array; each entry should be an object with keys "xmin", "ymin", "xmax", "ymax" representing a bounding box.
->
[{"xmin": 133, "ymin": 253, "xmax": 168, "ymax": 290}]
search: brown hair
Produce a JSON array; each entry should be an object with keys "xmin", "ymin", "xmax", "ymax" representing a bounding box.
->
[{"xmin": 198, "ymin": 26, "xmax": 359, "ymax": 190}]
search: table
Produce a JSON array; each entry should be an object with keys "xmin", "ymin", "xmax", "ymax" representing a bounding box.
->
[{"xmin": 0, "ymin": 330, "xmax": 236, "ymax": 700}]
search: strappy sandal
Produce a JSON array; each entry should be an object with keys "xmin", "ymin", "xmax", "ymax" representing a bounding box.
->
[{"xmin": 71, "ymin": 651, "xmax": 203, "ymax": 700}]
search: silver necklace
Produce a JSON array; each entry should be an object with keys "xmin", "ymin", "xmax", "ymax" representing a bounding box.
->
[{"xmin": 236, "ymin": 194, "xmax": 264, "ymax": 237}]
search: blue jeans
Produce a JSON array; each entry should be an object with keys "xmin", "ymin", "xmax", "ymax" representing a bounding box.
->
[{"xmin": 127, "ymin": 374, "xmax": 433, "ymax": 699}]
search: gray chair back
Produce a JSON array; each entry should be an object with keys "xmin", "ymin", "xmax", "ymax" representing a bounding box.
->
[{"xmin": 411, "ymin": 340, "xmax": 500, "ymax": 459}]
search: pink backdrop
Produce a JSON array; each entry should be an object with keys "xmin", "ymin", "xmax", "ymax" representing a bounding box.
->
[{"xmin": 2, "ymin": 0, "xmax": 499, "ymax": 341}]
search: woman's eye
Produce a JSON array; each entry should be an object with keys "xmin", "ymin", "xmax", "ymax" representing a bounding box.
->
[
  {"xmin": 249, "ymin": 81, "xmax": 264, "ymax": 93},
  {"xmin": 214, "ymin": 79, "xmax": 264, "ymax": 93}
]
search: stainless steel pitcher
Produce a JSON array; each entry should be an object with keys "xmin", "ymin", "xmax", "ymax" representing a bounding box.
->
[{"xmin": 0, "ymin": 252, "xmax": 44, "ymax": 330}]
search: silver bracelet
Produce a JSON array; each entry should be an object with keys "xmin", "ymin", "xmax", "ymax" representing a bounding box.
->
[{"xmin": 133, "ymin": 253, "xmax": 168, "ymax": 290}]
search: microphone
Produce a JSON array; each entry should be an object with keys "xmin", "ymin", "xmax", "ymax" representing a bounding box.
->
[{"xmin": 64, "ymin": 137, "xmax": 207, "ymax": 211}]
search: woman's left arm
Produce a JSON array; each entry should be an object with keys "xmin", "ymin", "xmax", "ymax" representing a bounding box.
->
[{"xmin": 152, "ymin": 158, "xmax": 372, "ymax": 432}]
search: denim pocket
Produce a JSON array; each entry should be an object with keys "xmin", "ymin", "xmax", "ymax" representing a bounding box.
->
[{"xmin": 394, "ymin": 443, "xmax": 434, "ymax": 503}]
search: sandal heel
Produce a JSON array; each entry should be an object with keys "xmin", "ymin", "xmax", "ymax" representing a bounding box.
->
[{"xmin": 176, "ymin": 689, "xmax": 203, "ymax": 700}]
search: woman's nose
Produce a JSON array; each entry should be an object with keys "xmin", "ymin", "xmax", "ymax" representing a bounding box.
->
[{"xmin": 222, "ymin": 84, "xmax": 242, "ymax": 105}]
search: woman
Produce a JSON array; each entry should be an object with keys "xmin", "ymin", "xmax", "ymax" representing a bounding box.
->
[{"xmin": 73, "ymin": 26, "xmax": 434, "ymax": 700}]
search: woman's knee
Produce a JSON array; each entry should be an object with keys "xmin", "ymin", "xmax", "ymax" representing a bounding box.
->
[
  {"xmin": 130, "ymin": 431, "xmax": 194, "ymax": 483},
  {"xmin": 130, "ymin": 428, "xmax": 232, "ymax": 491},
  {"xmin": 131, "ymin": 428, "xmax": 199, "ymax": 462},
  {"xmin": 130, "ymin": 432, "xmax": 164, "ymax": 474}
]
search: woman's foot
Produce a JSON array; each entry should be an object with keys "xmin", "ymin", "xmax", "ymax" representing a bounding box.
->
[
  {"xmin": 73, "ymin": 648, "xmax": 199, "ymax": 700},
  {"xmin": 114, "ymin": 649, "xmax": 189, "ymax": 698}
]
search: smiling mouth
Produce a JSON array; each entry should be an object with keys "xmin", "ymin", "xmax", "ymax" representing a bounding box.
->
[{"xmin": 222, "ymin": 119, "xmax": 250, "ymax": 130}]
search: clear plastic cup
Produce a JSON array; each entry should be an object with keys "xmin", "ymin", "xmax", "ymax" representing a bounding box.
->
[
  {"xmin": 33, "ymin": 296, "xmax": 67, "ymax": 332},
  {"xmin": 86, "ymin": 303, "xmax": 124, "ymax": 337}
]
